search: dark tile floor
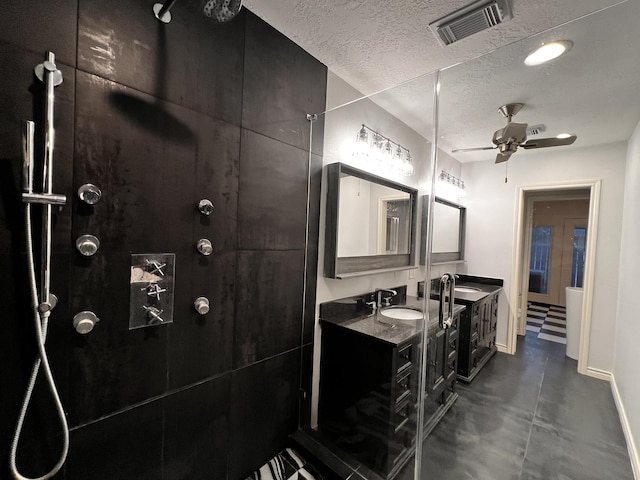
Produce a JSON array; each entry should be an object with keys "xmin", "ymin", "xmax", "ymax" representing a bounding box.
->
[{"xmin": 420, "ymin": 332, "xmax": 634, "ymax": 480}]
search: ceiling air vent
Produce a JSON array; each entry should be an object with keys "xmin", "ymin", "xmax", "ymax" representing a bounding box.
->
[
  {"xmin": 526, "ymin": 124, "xmax": 546, "ymax": 136},
  {"xmin": 429, "ymin": 0, "xmax": 512, "ymax": 46}
]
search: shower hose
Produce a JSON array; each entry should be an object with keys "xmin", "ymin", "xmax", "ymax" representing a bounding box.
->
[{"xmin": 9, "ymin": 203, "xmax": 69, "ymax": 480}]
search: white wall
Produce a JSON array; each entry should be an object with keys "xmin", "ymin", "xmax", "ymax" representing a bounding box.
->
[
  {"xmin": 462, "ymin": 141, "xmax": 627, "ymax": 372},
  {"xmin": 613, "ymin": 119, "xmax": 640, "ymax": 473}
]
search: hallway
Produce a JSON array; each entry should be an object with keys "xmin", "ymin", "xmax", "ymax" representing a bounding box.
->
[{"xmin": 420, "ymin": 333, "xmax": 634, "ymax": 479}]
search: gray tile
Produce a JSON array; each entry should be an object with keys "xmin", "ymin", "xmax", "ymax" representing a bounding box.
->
[
  {"xmin": 237, "ymin": 130, "xmax": 309, "ymax": 251},
  {"xmin": 233, "ymin": 250, "xmax": 305, "ymax": 368},
  {"xmin": 228, "ymin": 349, "xmax": 300, "ymax": 479},
  {"xmin": 242, "ymin": 13, "xmax": 327, "ymax": 151},
  {"xmin": 535, "ymin": 358, "xmax": 627, "ymax": 447},
  {"xmin": 0, "ymin": 0, "xmax": 78, "ymax": 66},
  {"xmin": 422, "ymin": 394, "xmax": 530, "ymax": 480},
  {"xmin": 520, "ymin": 422, "xmax": 634, "ymax": 480},
  {"xmin": 420, "ymin": 333, "xmax": 634, "ymax": 480},
  {"xmin": 78, "ymin": 0, "xmax": 244, "ymax": 125}
]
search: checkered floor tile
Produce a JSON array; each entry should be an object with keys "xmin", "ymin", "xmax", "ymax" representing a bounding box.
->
[{"xmin": 526, "ymin": 303, "xmax": 567, "ymax": 344}]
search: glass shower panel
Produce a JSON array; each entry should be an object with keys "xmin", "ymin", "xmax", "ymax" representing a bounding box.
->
[{"xmin": 297, "ymin": 70, "xmax": 438, "ymax": 480}]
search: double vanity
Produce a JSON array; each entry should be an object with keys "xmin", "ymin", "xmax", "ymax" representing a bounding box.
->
[{"xmin": 316, "ymin": 277, "xmax": 502, "ymax": 479}]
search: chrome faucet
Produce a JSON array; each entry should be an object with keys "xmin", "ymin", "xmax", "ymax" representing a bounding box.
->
[
  {"xmin": 377, "ymin": 288, "xmax": 398, "ymax": 308},
  {"xmin": 438, "ymin": 273, "xmax": 456, "ymax": 329}
]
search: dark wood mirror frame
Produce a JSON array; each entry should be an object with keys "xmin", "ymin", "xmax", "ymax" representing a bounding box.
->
[
  {"xmin": 324, "ymin": 162, "xmax": 418, "ymax": 279},
  {"xmin": 420, "ymin": 195, "xmax": 466, "ymax": 265}
]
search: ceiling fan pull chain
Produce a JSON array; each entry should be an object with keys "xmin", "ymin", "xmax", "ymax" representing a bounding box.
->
[{"xmin": 504, "ymin": 161, "xmax": 509, "ymax": 183}]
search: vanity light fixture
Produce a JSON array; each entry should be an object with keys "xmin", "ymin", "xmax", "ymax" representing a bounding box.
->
[
  {"xmin": 436, "ymin": 170, "xmax": 466, "ymax": 196},
  {"xmin": 524, "ymin": 40, "xmax": 573, "ymax": 66},
  {"xmin": 556, "ymin": 132, "xmax": 573, "ymax": 139},
  {"xmin": 353, "ymin": 124, "xmax": 414, "ymax": 176}
]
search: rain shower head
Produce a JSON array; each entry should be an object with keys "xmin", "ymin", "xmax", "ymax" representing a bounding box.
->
[
  {"xmin": 202, "ymin": 0, "xmax": 242, "ymax": 22},
  {"xmin": 153, "ymin": 0, "xmax": 243, "ymax": 24}
]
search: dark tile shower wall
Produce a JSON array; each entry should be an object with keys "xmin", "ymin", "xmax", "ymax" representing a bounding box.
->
[{"xmin": 0, "ymin": 1, "xmax": 326, "ymax": 479}]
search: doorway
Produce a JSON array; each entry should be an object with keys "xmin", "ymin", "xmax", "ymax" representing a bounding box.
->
[{"xmin": 508, "ymin": 181, "xmax": 602, "ymax": 377}]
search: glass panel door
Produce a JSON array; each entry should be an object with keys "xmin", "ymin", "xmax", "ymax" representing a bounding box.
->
[
  {"xmin": 571, "ymin": 227, "xmax": 587, "ymax": 288},
  {"xmin": 529, "ymin": 225, "xmax": 553, "ymax": 295}
]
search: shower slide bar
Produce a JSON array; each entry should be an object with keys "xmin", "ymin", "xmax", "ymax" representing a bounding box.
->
[
  {"xmin": 23, "ymin": 51, "xmax": 68, "ymax": 311},
  {"xmin": 11, "ymin": 51, "xmax": 69, "ymax": 480}
]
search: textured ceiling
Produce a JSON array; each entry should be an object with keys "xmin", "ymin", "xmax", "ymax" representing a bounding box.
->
[{"xmin": 244, "ymin": 0, "xmax": 640, "ymax": 162}]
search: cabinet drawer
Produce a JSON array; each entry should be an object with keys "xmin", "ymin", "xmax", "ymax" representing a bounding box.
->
[
  {"xmin": 392, "ymin": 401, "xmax": 413, "ymax": 434},
  {"xmin": 396, "ymin": 367, "xmax": 412, "ymax": 390},
  {"xmin": 397, "ymin": 343, "xmax": 413, "ymax": 374},
  {"xmin": 395, "ymin": 388, "xmax": 412, "ymax": 409}
]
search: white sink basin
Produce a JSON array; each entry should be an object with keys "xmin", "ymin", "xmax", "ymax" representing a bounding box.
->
[
  {"xmin": 379, "ymin": 307, "xmax": 424, "ymax": 320},
  {"xmin": 455, "ymin": 286, "xmax": 483, "ymax": 293}
]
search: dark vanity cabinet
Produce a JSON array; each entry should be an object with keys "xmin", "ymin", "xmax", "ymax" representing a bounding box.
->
[
  {"xmin": 455, "ymin": 288, "xmax": 500, "ymax": 382},
  {"xmin": 317, "ymin": 297, "xmax": 462, "ymax": 479},
  {"xmin": 318, "ymin": 321, "xmax": 420, "ymax": 478},
  {"xmin": 423, "ymin": 310, "xmax": 460, "ymax": 436}
]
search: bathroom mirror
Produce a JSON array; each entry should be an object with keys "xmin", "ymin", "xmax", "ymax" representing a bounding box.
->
[
  {"xmin": 325, "ymin": 162, "xmax": 417, "ymax": 278},
  {"xmin": 420, "ymin": 195, "xmax": 466, "ymax": 264}
]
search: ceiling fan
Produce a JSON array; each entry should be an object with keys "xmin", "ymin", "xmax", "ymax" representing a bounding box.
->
[{"xmin": 452, "ymin": 103, "xmax": 577, "ymax": 163}]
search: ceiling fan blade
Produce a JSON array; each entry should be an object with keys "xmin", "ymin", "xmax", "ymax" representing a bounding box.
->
[
  {"xmin": 521, "ymin": 134, "xmax": 577, "ymax": 149},
  {"xmin": 495, "ymin": 151, "xmax": 514, "ymax": 164},
  {"xmin": 452, "ymin": 146, "xmax": 496, "ymax": 153}
]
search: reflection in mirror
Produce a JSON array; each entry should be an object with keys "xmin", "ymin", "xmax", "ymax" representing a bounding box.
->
[
  {"xmin": 420, "ymin": 196, "xmax": 466, "ymax": 264},
  {"xmin": 325, "ymin": 163, "xmax": 417, "ymax": 278},
  {"xmin": 337, "ymin": 176, "xmax": 411, "ymax": 256}
]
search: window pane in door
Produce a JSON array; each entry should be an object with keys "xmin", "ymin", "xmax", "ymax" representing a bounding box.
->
[
  {"xmin": 529, "ymin": 226, "xmax": 552, "ymax": 294},
  {"xmin": 571, "ymin": 227, "xmax": 587, "ymax": 288}
]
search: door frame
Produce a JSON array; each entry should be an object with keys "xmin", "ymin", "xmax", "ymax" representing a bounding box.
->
[{"xmin": 508, "ymin": 180, "xmax": 601, "ymax": 376}]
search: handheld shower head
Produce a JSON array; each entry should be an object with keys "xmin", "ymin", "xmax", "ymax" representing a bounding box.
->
[
  {"xmin": 203, "ymin": 0, "xmax": 243, "ymax": 23},
  {"xmin": 154, "ymin": 0, "xmax": 243, "ymax": 24}
]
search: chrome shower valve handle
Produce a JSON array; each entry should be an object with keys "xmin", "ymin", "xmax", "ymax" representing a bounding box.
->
[
  {"xmin": 145, "ymin": 258, "xmax": 167, "ymax": 276},
  {"xmin": 143, "ymin": 305, "xmax": 165, "ymax": 324},
  {"xmin": 142, "ymin": 283, "xmax": 167, "ymax": 300}
]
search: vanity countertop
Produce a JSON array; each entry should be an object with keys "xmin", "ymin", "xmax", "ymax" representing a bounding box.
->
[
  {"xmin": 430, "ymin": 274, "xmax": 503, "ymax": 304},
  {"xmin": 320, "ymin": 296, "xmax": 465, "ymax": 346}
]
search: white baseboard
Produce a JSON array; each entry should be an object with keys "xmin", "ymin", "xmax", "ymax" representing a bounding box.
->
[
  {"xmin": 585, "ymin": 366, "xmax": 612, "ymax": 382},
  {"xmin": 496, "ymin": 343, "xmax": 509, "ymax": 354},
  {"xmin": 611, "ymin": 374, "xmax": 640, "ymax": 479}
]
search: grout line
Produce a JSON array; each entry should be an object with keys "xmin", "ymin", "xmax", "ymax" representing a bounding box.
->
[{"xmin": 519, "ymin": 354, "xmax": 549, "ymax": 479}]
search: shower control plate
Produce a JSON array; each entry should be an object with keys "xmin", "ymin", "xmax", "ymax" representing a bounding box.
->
[{"xmin": 129, "ymin": 253, "xmax": 175, "ymax": 329}]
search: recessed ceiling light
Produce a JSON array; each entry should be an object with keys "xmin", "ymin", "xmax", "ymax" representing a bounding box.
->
[
  {"xmin": 556, "ymin": 133, "xmax": 572, "ymax": 139},
  {"xmin": 525, "ymin": 41, "xmax": 573, "ymax": 66}
]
